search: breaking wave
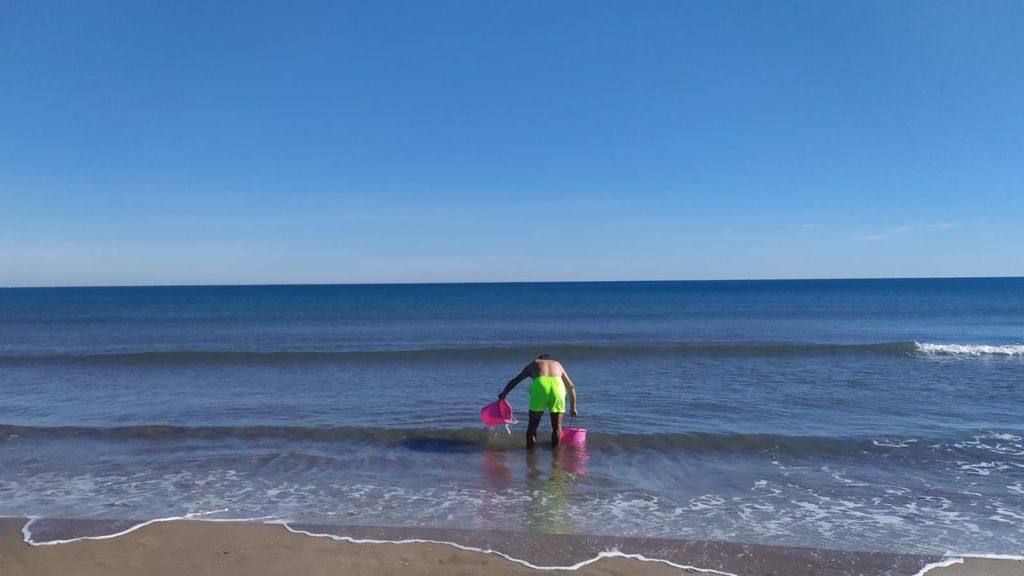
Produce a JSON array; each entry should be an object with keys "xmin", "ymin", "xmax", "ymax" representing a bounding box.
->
[{"xmin": 913, "ymin": 342, "xmax": 1024, "ymax": 356}]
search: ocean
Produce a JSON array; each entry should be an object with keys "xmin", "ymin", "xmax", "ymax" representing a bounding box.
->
[{"xmin": 1, "ymin": 279, "xmax": 1022, "ymax": 557}]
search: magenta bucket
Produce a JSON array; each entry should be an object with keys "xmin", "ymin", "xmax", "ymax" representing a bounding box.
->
[
  {"xmin": 561, "ymin": 420, "xmax": 587, "ymax": 446},
  {"xmin": 480, "ymin": 399, "xmax": 514, "ymax": 427}
]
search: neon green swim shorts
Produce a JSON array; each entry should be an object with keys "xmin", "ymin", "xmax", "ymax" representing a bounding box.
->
[{"xmin": 529, "ymin": 375, "xmax": 566, "ymax": 413}]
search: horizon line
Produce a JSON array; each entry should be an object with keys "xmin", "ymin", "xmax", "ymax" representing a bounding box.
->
[{"xmin": 2, "ymin": 274, "xmax": 1022, "ymax": 290}]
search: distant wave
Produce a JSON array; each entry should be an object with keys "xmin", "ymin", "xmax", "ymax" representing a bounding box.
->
[
  {"xmin": 0, "ymin": 342, "xmax": 924, "ymax": 365},
  {"xmin": 1, "ymin": 341, "xmax": 1019, "ymax": 365},
  {"xmin": 914, "ymin": 342, "xmax": 1024, "ymax": 356},
  {"xmin": 0, "ymin": 423, "xmax": 946, "ymax": 459}
]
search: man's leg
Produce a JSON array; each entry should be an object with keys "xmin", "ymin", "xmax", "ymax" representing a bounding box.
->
[
  {"xmin": 550, "ymin": 412, "xmax": 563, "ymax": 449},
  {"xmin": 527, "ymin": 411, "xmax": 544, "ymax": 450}
]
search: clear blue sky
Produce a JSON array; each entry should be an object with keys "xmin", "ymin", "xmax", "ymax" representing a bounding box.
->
[{"xmin": 2, "ymin": 1, "xmax": 1022, "ymax": 286}]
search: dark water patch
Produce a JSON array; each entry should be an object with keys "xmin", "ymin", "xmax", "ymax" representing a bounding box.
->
[
  {"xmin": 400, "ymin": 437, "xmax": 484, "ymax": 453},
  {"xmin": 5, "ymin": 341, "xmax": 1021, "ymax": 366},
  {"xmin": 0, "ymin": 341, "xmax": 927, "ymax": 366},
  {"xmin": 1, "ymin": 423, "xmax": 995, "ymax": 462}
]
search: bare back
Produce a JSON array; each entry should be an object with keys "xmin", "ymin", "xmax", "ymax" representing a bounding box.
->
[{"xmin": 528, "ymin": 358, "xmax": 565, "ymax": 378}]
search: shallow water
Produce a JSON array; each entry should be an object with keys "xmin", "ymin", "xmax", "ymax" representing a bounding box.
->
[{"xmin": 1, "ymin": 279, "xmax": 1022, "ymax": 554}]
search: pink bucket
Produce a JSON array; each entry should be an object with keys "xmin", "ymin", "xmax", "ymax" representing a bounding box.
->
[
  {"xmin": 561, "ymin": 423, "xmax": 587, "ymax": 447},
  {"xmin": 481, "ymin": 399, "xmax": 514, "ymax": 427}
]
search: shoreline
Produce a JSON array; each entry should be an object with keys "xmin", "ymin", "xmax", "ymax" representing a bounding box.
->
[{"xmin": 4, "ymin": 517, "xmax": 1022, "ymax": 576}]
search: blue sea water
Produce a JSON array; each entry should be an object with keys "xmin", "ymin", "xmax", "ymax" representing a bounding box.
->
[{"xmin": 1, "ymin": 279, "xmax": 1022, "ymax": 554}]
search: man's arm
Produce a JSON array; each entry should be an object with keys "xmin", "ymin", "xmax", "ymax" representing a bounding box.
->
[
  {"xmin": 498, "ymin": 364, "xmax": 533, "ymax": 400},
  {"xmin": 561, "ymin": 371, "xmax": 577, "ymax": 417}
]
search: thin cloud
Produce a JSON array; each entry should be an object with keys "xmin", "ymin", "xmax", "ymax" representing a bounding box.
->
[
  {"xmin": 855, "ymin": 222, "xmax": 962, "ymax": 241},
  {"xmin": 855, "ymin": 233, "xmax": 891, "ymax": 241},
  {"xmin": 801, "ymin": 224, "xmax": 819, "ymax": 229},
  {"xmin": 925, "ymin": 222, "xmax": 961, "ymax": 230}
]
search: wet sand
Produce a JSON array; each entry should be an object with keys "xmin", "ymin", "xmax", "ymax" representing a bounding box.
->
[{"xmin": 1, "ymin": 518, "xmax": 1020, "ymax": 576}]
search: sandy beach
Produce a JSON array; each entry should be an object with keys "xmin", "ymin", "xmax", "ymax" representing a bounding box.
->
[{"xmin": 1, "ymin": 518, "xmax": 1020, "ymax": 576}]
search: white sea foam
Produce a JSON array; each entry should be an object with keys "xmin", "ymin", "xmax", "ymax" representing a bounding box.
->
[
  {"xmin": 913, "ymin": 557, "xmax": 964, "ymax": 576},
  {"xmin": 916, "ymin": 553, "xmax": 1024, "ymax": 575},
  {"xmin": 989, "ymin": 506, "xmax": 1024, "ymax": 524},
  {"xmin": 20, "ymin": 510, "xmax": 258, "ymax": 546},
  {"xmin": 956, "ymin": 461, "xmax": 1011, "ymax": 476},
  {"xmin": 872, "ymin": 438, "xmax": 918, "ymax": 448},
  {"xmin": 680, "ymin": 494, "xmax": 727, "ymax": 511},
  {"xmin": 954, "ymin": 433, "xmax": 1024, "ymax": 457},
  {"xmin": 271, "ymin": 520, "xmax": 740, "ymax": 574},
  {"xmin": 8, "ymin": 461, "xmax": 1024, "ymax": 557},
  {"xmin": 915, "ymin": 342, "xmax": 1024, "ymax": 356}
]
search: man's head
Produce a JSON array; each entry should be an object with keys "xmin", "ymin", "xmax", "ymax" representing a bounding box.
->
[{"xmin": 537, "ymin": 354, "xmax": 552, "ymax": 360}]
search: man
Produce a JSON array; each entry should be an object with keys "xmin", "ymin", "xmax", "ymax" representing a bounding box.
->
[{"xmin": 498, "ymin": 354, "xmax": 578, "ymax": 449}]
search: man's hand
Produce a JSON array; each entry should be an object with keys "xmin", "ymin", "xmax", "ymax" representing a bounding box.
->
[{"xmin": 570, "ymin": 408, "xmax": 578, "ymax": 417}]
